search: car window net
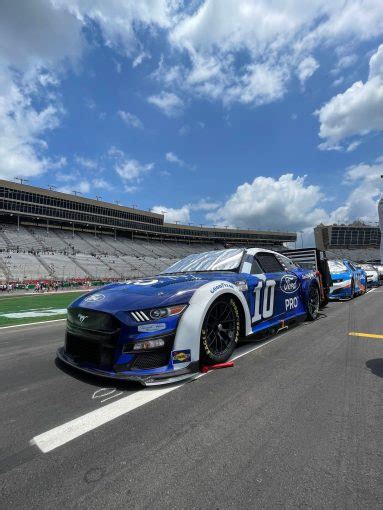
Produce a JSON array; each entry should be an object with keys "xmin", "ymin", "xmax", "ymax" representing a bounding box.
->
[{"xmin": 257, "ymin": 253, "xmax": 284, "ymax": 273}]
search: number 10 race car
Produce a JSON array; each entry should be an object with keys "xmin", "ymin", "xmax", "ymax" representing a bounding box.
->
[{"xmin": 58, "ymin": 248, "xmax": 320, "ymax": 385}]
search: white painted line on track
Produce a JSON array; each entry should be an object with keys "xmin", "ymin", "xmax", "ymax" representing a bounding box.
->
[
  {"xmin": 30, "ymin": 331, "xmax": 292, "ymax": 453},
  {"xmin": 31, "ymin": 385, "xmax": 183, "ymax": 453},
  {"xmin": 0, "ymin": 318, "xmax": 66, "ymax": 330}
]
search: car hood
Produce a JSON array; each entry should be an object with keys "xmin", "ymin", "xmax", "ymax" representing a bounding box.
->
[
  {"xmin": 364, "ymin": 269, "xmax": 378, "ymax": 276},
  {"xmin": 70, "ymin": 272, "xmax": 242, "ymax": 313},
  {"xmin": 330, "ymin": 270, "xmax": 351, "ymax": 281}
]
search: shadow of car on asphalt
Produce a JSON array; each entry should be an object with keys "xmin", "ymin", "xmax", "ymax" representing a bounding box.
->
[
  {"xmin": 365, "ymin": 358, "xmax": 383, "ymax": 378},
  {"xmin": 55, "ymin": 357, "xmax": 143, "ymax": 391}
]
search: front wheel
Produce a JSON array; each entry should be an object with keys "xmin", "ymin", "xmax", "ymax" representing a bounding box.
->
[
  {"xmin": 200, "ymin": 297, "xmax": 240, "ymax": 365},
  {"xmin": 306, "ymin": 285, "xmax": 320, "ymax": 321}
]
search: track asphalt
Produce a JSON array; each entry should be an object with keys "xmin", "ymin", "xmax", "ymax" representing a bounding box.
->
[{"xmin": 1, "ymin": 290, "xmax": 382, "ymax": 509}]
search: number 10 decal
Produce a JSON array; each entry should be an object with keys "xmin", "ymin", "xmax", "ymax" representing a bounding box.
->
[{"xmin": 252, "ymin": 280, "xmax": 276, "ymax": 323}]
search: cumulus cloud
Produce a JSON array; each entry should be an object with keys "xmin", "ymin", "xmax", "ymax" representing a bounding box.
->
[
  {"xmin": 165, "ymin": 151, "xmax": 194, "ymax": 170},
  {"xmin": 54, "ymin": 0, "xmax": 176, "ymax": 57},
  {"xmin": 297, "ymin": 56, "xmax": 319, "ymax": 85},
  {"xmin": 108, "ymin": 146, "xmax": 154, "ymax": 185},
  {"xmin": 75, "ymin": 156, "xmax": 98, "ymax": 169},
  {"xmin": 116, "ymin": 159, "xmax": 154, "ymax": 183},
  {"xmin": 0, "ymin": 0, "xmax": 83, "ymax": 71},
  {"xmin": 58, "ymin": 179, "xmax": 90, "ymax": 195},
  {"xmin": 154, "ymin": 157, "xmax": 382, "ymax": 240},
  {"xmin": 118, "ymin": 110, "xmax": 143, "ymax": 129},
  {"xmin": 0, "ymin": 0, "xmax": 84, "ymax": 180},
  {"xmin": 153, "ymin": 197, "xmax": 221, "ymax": 224},
  {"xmin": 317, "ymin": 44, "xmax": 383, "ymax": 149},
  {"xmin": 190, "ymin": 198, "xmax": 220, "ymax": 211},
  {"xmin": 0, "ymin": 72, "xmax": 64, "ymax": 180},
  {"xmin": 152, "ymin": 205, "xmax": 191, "ymax": 224},
  {"xmin": 0, "ymin": 0, "xmax": 178, "ymax": 181},
  {"xmin": 331, "ymin": 54, "xmax": 358, "ymax": 76},
  {"xmin": 328, "ymin": 159, "xmax": 383, "ymax": 224},
  {"xmin": 158, "ymin": 0, "xmax": 383, "ymax": 107},
  {"xmin": 205, "ymin": 161, "xmax": 382, "ymax": 236},
  {"xmin": 148, "ymin": 91, "xmax": 184, "ymax": 116},
  {"xmin": 207, "ymin": 174, "xmax": 327, "ymax": 232},
  {"xmin": 93, "ymin": 177, "xmax": 115, "ymax": 191}
]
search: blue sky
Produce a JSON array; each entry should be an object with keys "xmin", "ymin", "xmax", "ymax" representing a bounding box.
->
[{"xmin": 1, "ymin": 1, "xmax": 383, "ymax": 244}]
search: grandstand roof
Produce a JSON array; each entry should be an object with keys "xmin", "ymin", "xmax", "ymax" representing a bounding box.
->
[
  {"xmin": 0, "ymin": 179, "xmax": 296, "ymax": 244},
  {"xmin": 315, "ymin": 222, "xmax": 380, "ymax": 250}
]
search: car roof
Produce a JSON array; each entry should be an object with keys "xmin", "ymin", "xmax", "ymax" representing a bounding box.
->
[{"xmin": 245, "ymin": 248, "xmax": 282, "ymax": 256}]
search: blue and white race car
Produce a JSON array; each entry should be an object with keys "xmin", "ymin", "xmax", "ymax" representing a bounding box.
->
[
  {"xmin": 58, "ymin": 248, "xmax": 320, "ymax": 386},
  {"xmin": 328, "ymin": 259, "xmax": 366, "ymax": 300}
]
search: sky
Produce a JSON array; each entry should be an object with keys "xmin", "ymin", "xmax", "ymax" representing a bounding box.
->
[{"xmin": 1, "ymin": 0, "xmax": 383, "ymax": 246}]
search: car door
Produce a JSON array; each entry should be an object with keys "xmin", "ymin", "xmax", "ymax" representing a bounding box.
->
[
  {"xmin": 346, "ymin": 261, "xmax": 361, "ymax": 292},
  {"xmin": 241, "ymin": 251, "xmax": 289, "ymax": 329}
]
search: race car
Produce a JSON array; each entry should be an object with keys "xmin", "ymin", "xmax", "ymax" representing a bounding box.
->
[
  {"xmin": 373, "ymin": 263, "xmax": 383, "ymax": 284},
  {"xmin": 57, "ymin": 248, "xmax": 321, "ymax": 386},
  {"xmin": 357, "ymin": 263, "xmax": 379, "ymax": 287},
  {"xmin": 328, "ymin": 259, "xmax": 366, "ymax": 300}
]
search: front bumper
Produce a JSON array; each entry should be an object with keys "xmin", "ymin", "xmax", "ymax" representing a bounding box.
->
[
  {"xmin": 57, "ymin": 347, "xmax": 199, "ymax": 386},
  {"xmin": 366, "ymin": 277, "xmax": 379, "ymax": 287},
  {"xmin": 329, "ymin": 280, "xmax": 351, "ymax": 299}
]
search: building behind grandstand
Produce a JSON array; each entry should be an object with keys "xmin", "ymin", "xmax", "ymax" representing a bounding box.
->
[
  {"xmin": 0, "ymin": 179, "xmax": 296, "ymax": 283},
  {"xmin": 314, "ymin": 222, "xmax": 381, "ymax": 262}
]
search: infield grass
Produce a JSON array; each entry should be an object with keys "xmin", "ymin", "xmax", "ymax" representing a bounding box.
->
[{"xmin": 0, "ymin": 291, "xmax": 86, "ymax": 327}]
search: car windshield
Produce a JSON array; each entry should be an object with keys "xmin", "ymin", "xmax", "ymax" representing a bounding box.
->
[
  {"xmin": 161, "ymin": 248, "xmax": 244, "ymax": 274},
  {"xmin": 328, "ymin": 260, "xmax": 347, "ymax": 272},
  {"xmin": 360, "ymin": 264, "xmax": 374, "ymax": 270}
]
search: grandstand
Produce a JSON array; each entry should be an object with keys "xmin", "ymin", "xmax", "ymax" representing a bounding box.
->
[
  {"xmin": 0, "ymin": 179, "xmax": 296, "ymax": 282},
  {"xmin": 314, "ymin": 222, "xmax": 381, "ymax": 262}
]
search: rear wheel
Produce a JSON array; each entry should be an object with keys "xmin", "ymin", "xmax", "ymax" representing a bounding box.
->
[
  {"xmin": 350, "ymin": 279, "xmax": 355, "ymax": 299},
  {"xmin": 306, "ymin": 285, "xmax": 320, "ymax": 321},
  {"xmin": 200, "ymin": 297, "xmax": 240, "ymax": 365}
]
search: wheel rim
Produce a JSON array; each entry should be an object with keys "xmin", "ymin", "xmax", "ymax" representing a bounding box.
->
[
  {"xmin": 308, "ymin": 287, "xmax": 319, "ymax": 316},
  {"xmin": 204, "ymin": 301, "xmax": 236, "ymax": 356}
]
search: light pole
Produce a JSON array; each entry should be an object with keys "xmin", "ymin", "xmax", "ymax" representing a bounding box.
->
[
  {"xmin": 379, "ymin": 175, "xmax": 383, "ymax": 264},
  {"xmin": 15, "ymin": 177, "xmax": 28, "ymax": 185}
]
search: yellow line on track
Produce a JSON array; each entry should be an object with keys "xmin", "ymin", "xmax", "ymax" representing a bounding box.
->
[{"xmin": 348, "ymin": 332, "xmax": 383, "ymax": 339}]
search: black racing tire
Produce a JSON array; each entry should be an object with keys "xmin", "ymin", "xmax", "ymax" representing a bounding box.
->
[
  {"xmin": 200, "ymin": 297, "xmax": 240, "ymax": 365},
  {"xmin": 306, "ymin": 284, "xmax": 320, "ymax": 321},
  {"xmin": 350, "ymin": 279, "xmax": 355, "ymax": 299}
]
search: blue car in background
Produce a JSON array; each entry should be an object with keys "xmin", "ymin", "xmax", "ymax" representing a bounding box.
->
[{"xmin": 328, "ymin": 259, "xmax": 366, "ymax": 300}]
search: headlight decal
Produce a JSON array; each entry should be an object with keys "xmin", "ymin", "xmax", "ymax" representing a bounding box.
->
[{"xmin": 130, "ymin": 304, "xmax": 187, "ymax": 322}]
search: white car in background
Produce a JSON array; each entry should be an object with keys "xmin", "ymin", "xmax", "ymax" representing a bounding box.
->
[
  {"xmin": 358, "ymin": 263, "xmax": 379, "ymax": 287},
  {"xmin": 373, "ymin": 263, "xmax": 383, "ymax": 284}
]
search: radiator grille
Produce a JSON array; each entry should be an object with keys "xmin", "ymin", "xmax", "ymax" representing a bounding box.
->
[{"xmin": 130, "ymin": 351, "xmax": 170, "ymax": 370}]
